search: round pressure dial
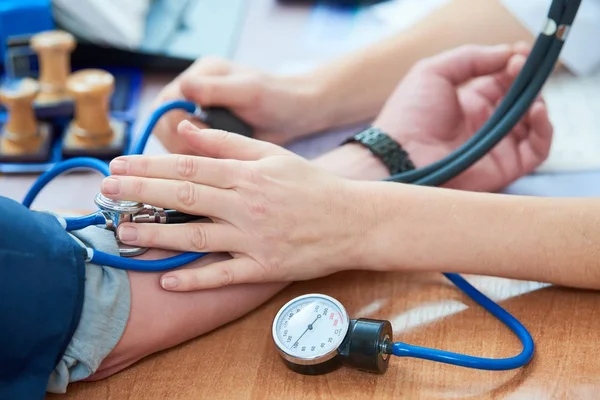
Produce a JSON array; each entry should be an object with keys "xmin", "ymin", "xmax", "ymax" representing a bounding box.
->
[{"xmin": 272, "ymin": 294, "xmax": 350, "ymax": 373}]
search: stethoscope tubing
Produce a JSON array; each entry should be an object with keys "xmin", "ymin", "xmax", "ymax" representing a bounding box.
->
[{"xmin": 385, "ymin": 0, "xmax": 575, "ymax": 184}]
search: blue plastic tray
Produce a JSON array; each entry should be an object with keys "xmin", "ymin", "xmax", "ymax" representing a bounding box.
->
[
  {"xmin": 0, "ymin": 118, "xmax": 133, "ymax": 174},
  {"xmin": 0, "ymin": 67, "xmax": 141, "ymax": 174}
]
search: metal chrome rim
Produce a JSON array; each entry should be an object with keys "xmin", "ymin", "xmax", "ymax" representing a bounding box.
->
[
  {"xmin": 272, "ymin": 293, "xmax": 350, "ymax": 366},
  {"xmin": 94, "ymin": 193, "xmax": 144, "ymax": 214},
  {"xmin": 118, "ymin": 242, "xmax": 148, "ymax": 257}
]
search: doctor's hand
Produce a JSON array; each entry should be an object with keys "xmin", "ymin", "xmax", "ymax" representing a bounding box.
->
[
  {"xmin": 374, "ymin": 43, "xmax": 553, "ymax": 192},
  {"xmin": 151, "ymin": 57, "xmax": 320, "ymax": 154},
  {"xmin": 101, "ymin": 123, "xmax": 369, "ymax": 291}
]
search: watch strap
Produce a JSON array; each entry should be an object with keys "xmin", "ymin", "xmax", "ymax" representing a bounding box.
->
[{"xmin": 343, "ymin": 127, "xmax": 415, "ymax": 175}]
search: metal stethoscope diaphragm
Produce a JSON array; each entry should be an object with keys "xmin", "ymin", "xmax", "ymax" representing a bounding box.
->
[
  {"xmin": 93, "ymin": 193, "xmax": 149, "ymax": 257},
  {"xmin": 92, "ymin": 193, "xmax": 196, "ymax": 257}
]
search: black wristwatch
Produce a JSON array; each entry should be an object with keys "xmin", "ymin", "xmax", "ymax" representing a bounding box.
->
[{"xmin": 343, "ymin": 127, "xmax": 415, "ymax": 175}]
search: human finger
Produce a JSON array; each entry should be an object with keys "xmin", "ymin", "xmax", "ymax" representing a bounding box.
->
[
  {"xmin": 418, "ymin": 44, "xmax": 512, "ymax": 85},
  {"xmin": 151, "ymin": 82, "xmax": 207, "ymax": 155},
  {"xmin": 160, "ymin": 257, "xmax": 269, "ymax": 291},
  {"xmin": 154, "ymin": 57, "xmax": 232, "ymax": 109},
  {"xmin": 150, "ymin": 57, "xmax": 233, "ymax": 154},
  {"xmin": 518, "ymin": 101, "xmax": 553, "ymax": 171},
  {"xmin": 178, "ymin": 120, "xmax": 290, "ymax": 160},
  {"xmin": 513, "ymin": 41, "xmax": 532, "ymax": 57},
  {"xmin": 100, "ymin": 176, "xmax": 236, "ymax": 219},
  {"xmin": 467, "ymin": 54, "xmax": 527, "ymax": 105},
  {"xmin": 181, "ymin": 56, "xmax": 233, "ymax": 80},
  {"xmin": 180, "ymin": 73, "xmax": 260, "ymax": 109},
  {"xmin": 109, "ymin": 154, "xmax": 241, "ymax": 189},
  {"xmin": 117, "ymin": 222, "xmax": 247, "ymax": 254},
  {"xmin": 506, "ymin": 53, "xmax": 528, "ymax": 78},
  {"xmin": 509, "ymin": 95, "xmax": 547, "ymax": 143}
]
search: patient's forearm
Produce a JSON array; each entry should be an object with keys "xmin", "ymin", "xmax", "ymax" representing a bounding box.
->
[
  {"xmin": 92, "ymin": 251, "xmax": 286, "ymax": 379},
  {"xmin": 307, "ymin": 0, "xmax": 533, "ymax": 131},
  {"xmin": 312, "ymin": 143, "xmax": 390, "ymax": 181},
  {"xmin": 361, "ymin": 182, "xmax": 600, "ymax": 289}
]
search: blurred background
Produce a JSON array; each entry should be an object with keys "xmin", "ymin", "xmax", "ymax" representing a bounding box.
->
[
  {"xmin": 48, "ymin": 0, "xmax": 599, "ymax": 173},
  {"xmin": 2, "ymin": 0, "xmax": 451, "ymax": 73},
  {"xmin": 51, "ymin": 0, "xmax": 248, "ymax": 71}
]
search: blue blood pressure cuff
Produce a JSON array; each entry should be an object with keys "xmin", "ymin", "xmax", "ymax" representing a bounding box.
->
[{"xmin": 0, "ymin": 196, "xmax": 85, "ymax": 400}]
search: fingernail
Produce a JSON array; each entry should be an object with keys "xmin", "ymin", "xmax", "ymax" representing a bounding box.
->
[
  {"xmin": 111, "ymin": 159, "xmax": 128, "ymax": 175},
  {"xmin": 179, "ymin": 120, "xmax": 194, "ymax": 131},
  {"xmin": 492, "ymin": 44, "xmax": 511, "ymax": 53},
  {"xmin": 102, "ymin": 177, "xmax": 121, "ymax": 195},
  {"xmin": 514, "ymin": 41, "xmax": 529, "ymax": 49},
  {"xmin": 161, "ymin": 276, "xmax": 179, "ymax": 289},
  {"xmin": 183, "ymin": 77, "xmax": 202, "ymax": 90},
  {"xmin": 118, "ymin": 225, "xmax": 137, "ymax": 242},
  {"xmin": 177, "ymin": 120, "xmax": 196, "ymax": 136}
]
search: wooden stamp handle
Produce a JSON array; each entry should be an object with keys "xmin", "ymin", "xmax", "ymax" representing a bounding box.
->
[
  {"xmin": 0, "ymin": 79, "xmax": 40, "ymax": 140},
  {"xmin": 30, "ymin": 30, "xmax": 76, "ymax": 95},
  {"xmin": 67, "ymin": 69, "xmax": 115, "ymax": 138}
]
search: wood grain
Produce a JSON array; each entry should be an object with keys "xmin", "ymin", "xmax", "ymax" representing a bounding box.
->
[{"xmin": 47, "ymin": 270, "xmax": 600, "ymax": 400}]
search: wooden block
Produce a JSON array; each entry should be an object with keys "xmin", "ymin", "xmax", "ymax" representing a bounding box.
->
[
  {"xmin": 0, "ymin": 78, "xmax": 39, "ymax": 138},
  {"xmin": 61, "ymin": 69, "xmax": 127, "ymax": 159},
  {"xmin": 0, "ymin": 122, "xmax": 52, "ymax": 163},
  {"xmin": 30, "ymin": 30, "xmax": 76, "ymax": 104},
  {"xmin": 0, "ymin": 78, "xmax": 53, "ymax": 163},
  {"xmin": 61, "ymin": 118, "xmax": 128, "ymax": 160}
]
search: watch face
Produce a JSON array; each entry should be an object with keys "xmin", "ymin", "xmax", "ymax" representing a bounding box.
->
[{"xmin": 272, "ymin": 294, "xmax": 350, "ymax": 365}]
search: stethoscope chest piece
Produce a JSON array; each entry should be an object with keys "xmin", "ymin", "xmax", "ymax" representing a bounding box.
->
[
  {"xmin": 94, "ymin": 193, "xmax": 148, "ymax": 257},
  {"xmin": 272, "ymin": 293, "xmax": 393, "ymax": 375}
]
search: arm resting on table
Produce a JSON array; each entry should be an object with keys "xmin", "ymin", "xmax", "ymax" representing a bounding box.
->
[
  {"xmin": 358, "ymin": 182, "xmax": 600, "ymax": 290},
  {"xmin": 89, "ymin": 251, "xmax": 286, "ymax": 380}
]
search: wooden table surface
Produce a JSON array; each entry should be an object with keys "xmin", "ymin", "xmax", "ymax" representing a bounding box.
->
[{"xmin": 48, "ymin": 270, "xmax": 600, "ymax": 400}]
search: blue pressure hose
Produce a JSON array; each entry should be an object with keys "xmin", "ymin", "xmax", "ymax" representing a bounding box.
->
[
  {"xmin": 22, "ymin": 101, "xmax": 209, "ymax": 271},
  {"xmin": 130, "ymin": 100, "xmax": 198, "ymax": 155},
  {"xmin": 21, "ymin": 156, "xmax": 113, "ymax": 231},
  {"xmin": 22, "ymin": 157, "xmax": 110, "ymax": 208},
  {"xmin": 392, "ymin": 273, "xmax": 534, "ymax": 370},
  {"xmin": 87, "ymin": 249, "xmax": 207, "ymax": 271},
  {"xmin": 65, "ymin": 212, "xmax": 107, "ymax": 231}
]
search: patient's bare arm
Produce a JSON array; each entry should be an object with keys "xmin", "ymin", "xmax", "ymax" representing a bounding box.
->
[{"xmin": 90, "ymin": 250, "xmax": 286, "ymax": 380}]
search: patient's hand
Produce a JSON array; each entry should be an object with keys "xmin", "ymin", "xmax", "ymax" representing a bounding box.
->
[
  {"xmin": 373, "ymin": 43, "xmax": 553, "ymax": 192},
  {"xmin": 89, "ymin": 248, "xmax": 286, "ymax": 380}
]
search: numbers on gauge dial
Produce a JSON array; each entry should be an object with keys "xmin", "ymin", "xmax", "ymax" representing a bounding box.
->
[{"xmin": 276, "ymin": 297, "xmax": 347, "ymax": 358}]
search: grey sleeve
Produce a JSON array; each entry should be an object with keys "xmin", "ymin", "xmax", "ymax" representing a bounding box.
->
[{"xmin": 46, "ymin": 214, "xmax": 131, "ymax": 394}]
